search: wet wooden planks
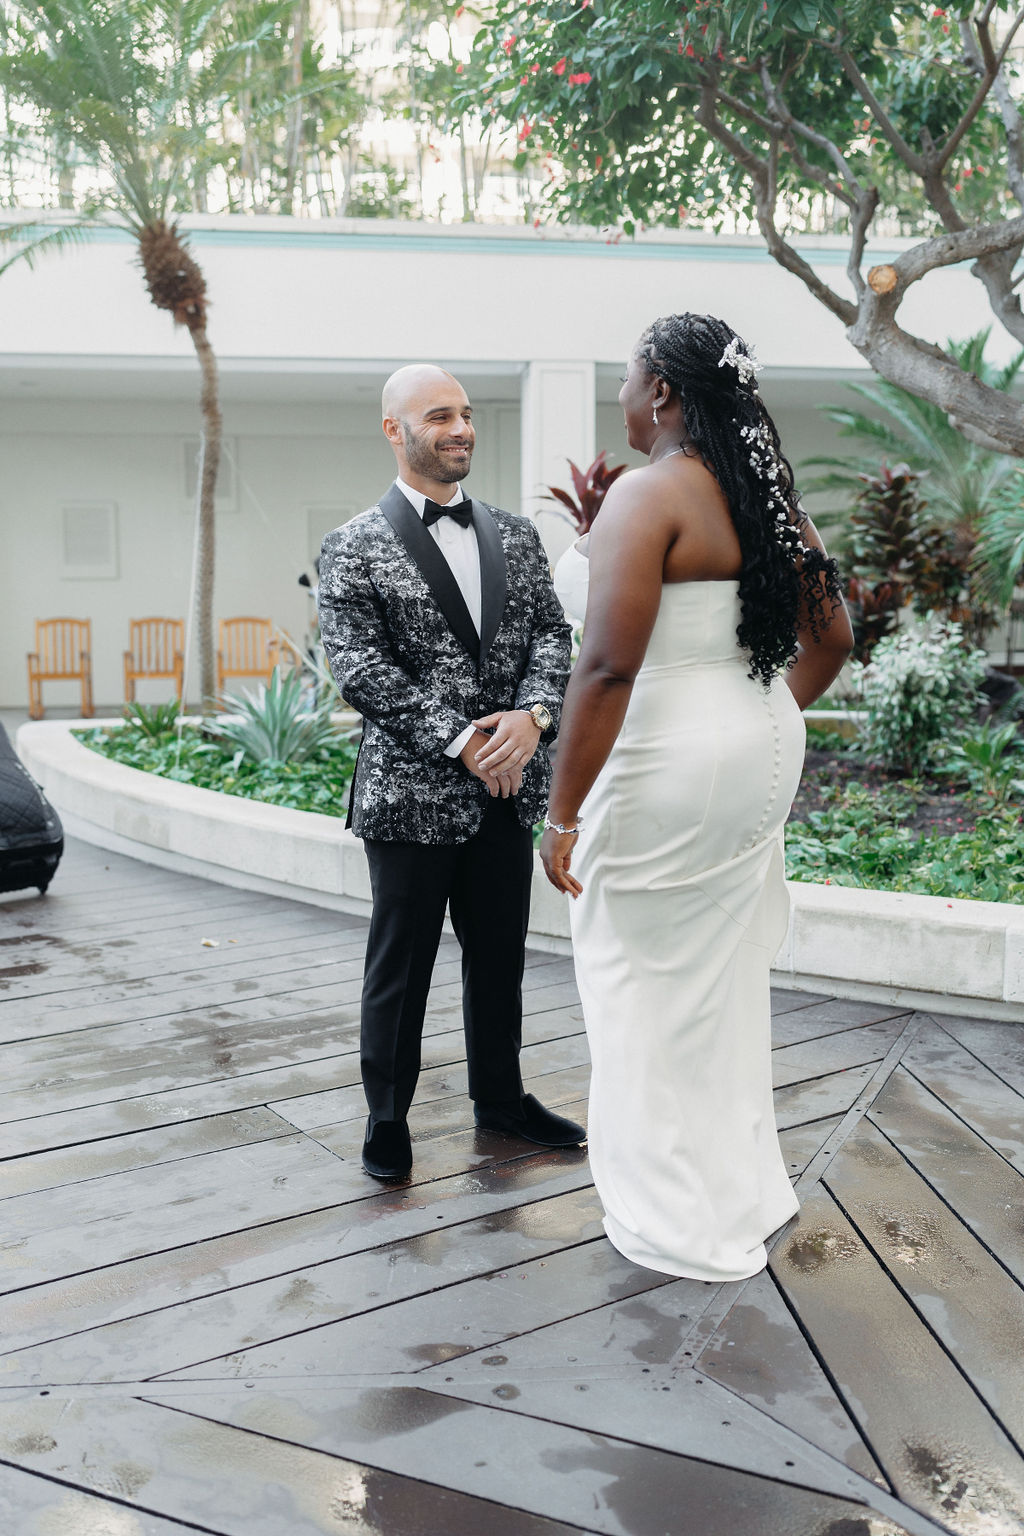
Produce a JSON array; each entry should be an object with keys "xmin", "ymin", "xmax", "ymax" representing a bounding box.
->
[{"xmin": 0, "ymin": 839, "xmax": 1021, "ymax": 1535}]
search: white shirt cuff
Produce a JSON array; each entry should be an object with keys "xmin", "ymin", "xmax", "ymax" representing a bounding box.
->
[{"xmin": 445, "ymin": 724, "xmax": 477, "ymax": 758}]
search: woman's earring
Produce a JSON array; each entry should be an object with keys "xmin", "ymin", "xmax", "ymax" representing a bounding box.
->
[{"xmin": 652, "ymin": 407, "xmax": 659, "ymax": 425}]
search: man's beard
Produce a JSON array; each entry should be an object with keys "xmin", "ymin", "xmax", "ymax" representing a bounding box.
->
[{"xmin": 402, "ymin": 424, "xmax": 472, "ymax": 483}]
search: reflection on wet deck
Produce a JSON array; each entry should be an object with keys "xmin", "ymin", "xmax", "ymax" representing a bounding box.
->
[{"xmin": 0, "ymin": 838, "xmax": 1021, "ymax": 1536}]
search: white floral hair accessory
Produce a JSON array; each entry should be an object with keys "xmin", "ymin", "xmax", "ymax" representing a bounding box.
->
[{"xmin": 718, "ymin": 335, "xmax": 760, "ymax": 386}]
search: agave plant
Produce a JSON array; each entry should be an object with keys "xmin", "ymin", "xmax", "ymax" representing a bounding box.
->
[
  {"xmin": 209, "ymin": 667, "xmax": 340, "ymax": 765},
  {"xmin": 122, "ymin": 700, "xmax": 183, "ymax": 741},
  {"xmin": 543, "ymin": 450, "xmax": 628, "ymax": 534}
]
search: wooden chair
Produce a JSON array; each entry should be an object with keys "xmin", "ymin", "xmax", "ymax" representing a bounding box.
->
[
  {"xmin": 217, "ymin": 617, "xmax": 279, "ymax": 693},
  {"xmin": 124, "ymin": 618, "xmax": 185, "ymax": 704},
  {"xmin": 27, "ymin": 618, "xmax": 94, "ymax": 720}
]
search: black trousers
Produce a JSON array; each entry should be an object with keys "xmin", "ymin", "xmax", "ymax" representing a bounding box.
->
[{"xmin": 360, "ymin": 796, "xmax": 535, "ymax": 1124}]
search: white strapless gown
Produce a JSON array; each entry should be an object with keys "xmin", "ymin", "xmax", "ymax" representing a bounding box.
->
[{"xmin": 556, "ymin": 543, "xmax": 804, "ymax": 1281}]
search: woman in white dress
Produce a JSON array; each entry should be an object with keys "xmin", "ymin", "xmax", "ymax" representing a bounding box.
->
[{"xmin": 541, "ymin": 314, "xmax": 853, "ymax": 1282}]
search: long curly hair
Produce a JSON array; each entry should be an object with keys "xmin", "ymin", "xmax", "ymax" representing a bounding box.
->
[{"xmin": 637, "ymin": 312, "xmax": 843, "ymax": 688}]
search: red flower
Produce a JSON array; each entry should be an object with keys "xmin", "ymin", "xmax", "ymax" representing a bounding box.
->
[
  {"xmin": 594, "ymin": 153, "xmax": 603, "ymax": 170},
  {"xmin": 518, "ymin": 118, "xmax": 534, "ymax": 140},
  {"xmin": 932, "ymin": 7, "xmax": 945, "ymax": 14},
  {"xmin": 553, "ymin": 56, "xmax": 567, "ymax": 75},
  {"xmin": 520, "ymin": 74, "xmax": 528, "ymax": 84},
  {"xmin": 685, "ymin": 42, "xmax": 695, "ymax": 56},
  {"xmin": 502, "ymin": 34, "xmax": 516, "ymax": 55},
  {"xmin": 456, "ymin": 63, "xmax": 464, "ymax": 74},
  {"xmin": 530, "ymin": 63, "xmax": 539, "ymax": 73},
  {"xmin": 455, "ymin": 4, "xmax": 465, "ymax": 14},
  {"xmin": 569, "ymin": 71, "xmax": 592, "ymax": 84}
]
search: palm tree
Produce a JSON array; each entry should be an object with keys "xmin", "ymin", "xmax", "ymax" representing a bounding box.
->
[
  {"xmin": 0, "ymin": 0, "xmax": 289, "ymax": 707},
  {"xmin": 802, "ymin": 331, "xmax": 1024, "ymax": 542}
]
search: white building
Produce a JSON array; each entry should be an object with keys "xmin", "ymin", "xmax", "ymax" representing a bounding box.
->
[{"xmin": 0, "ymin": 214, "xmax": 1008, "ymax": 709}]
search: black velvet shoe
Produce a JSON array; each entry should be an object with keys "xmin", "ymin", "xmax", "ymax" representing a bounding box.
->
[
  {"xmin": 473, "ymin": 1092, "xmax": 586, "ymax": 1147},
  {"xmin": 361, "ymin": 1117, "xmax": 412, "ymax": 1179}
]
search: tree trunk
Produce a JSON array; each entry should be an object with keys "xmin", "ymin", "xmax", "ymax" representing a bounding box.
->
[
  {"xmin": 188, "ymin": 325, "xmax": 222, "ymax": 709},
  {"xmin": 283, "ymin": 0, "xmax": 308, "ymax": 212}
]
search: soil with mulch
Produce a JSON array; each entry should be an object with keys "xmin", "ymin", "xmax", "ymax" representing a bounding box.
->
[{"xmin": 792, "ymin": 747, "xmax": 980, "ymax": 836}]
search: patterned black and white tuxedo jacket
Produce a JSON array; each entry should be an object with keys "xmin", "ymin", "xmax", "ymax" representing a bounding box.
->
[{"xmin": 318, "ymin": 482, "xmax": 572, "ymax": 844}]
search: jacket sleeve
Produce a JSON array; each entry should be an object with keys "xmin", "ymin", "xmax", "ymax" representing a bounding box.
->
[
  {"xmin": 318, "ymin": 524, "xmax": 472, "ymax": 758},
  {"xmin": 513, "ymin": 519, "xmax": 573, "ymax": 735}
]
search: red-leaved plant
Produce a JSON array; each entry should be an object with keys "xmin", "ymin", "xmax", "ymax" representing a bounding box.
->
[{"xmin": 543, "ymin": 450, "xmax": 628, "ymax": 534}]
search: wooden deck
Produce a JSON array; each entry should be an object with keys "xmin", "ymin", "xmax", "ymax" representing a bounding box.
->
[{"xmin": 1, "ymin": 838, "xmax": 1022, "ymax": 1536}]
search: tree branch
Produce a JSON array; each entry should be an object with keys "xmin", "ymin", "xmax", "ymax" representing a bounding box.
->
[
  {"xmin": 834, "ymin": 46, "xmax": 924, "ymax": 175},
  {"xmin": 848, "ymin": 305, "xmax": 1024, "ymax": 454},
  {"xmin": 694, "ymin": 74, "xmax": 856, "ymax": 328},
  {"xmin": 848, "ymin": 187, "xmax": 880, "ymax": 300},
  {"xmin": 756, "ymin": 59, "xmax": 863, "ymax": 206},
  {"xmin": 960, "ymin": 17, "xmax": 1024, "ymax": 205},
  {"xmin": 887, "ymin": 215, "xmax": 1024, "ymax": 289},
  {"xmin": 934, "ymin": 5, "xmax": 1024, "ymax": 171}
]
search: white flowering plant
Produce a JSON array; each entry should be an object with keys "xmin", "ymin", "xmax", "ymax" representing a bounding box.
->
[{"xmin": 855, "ymin": 620, "xmax": 987, "ymax": 776}]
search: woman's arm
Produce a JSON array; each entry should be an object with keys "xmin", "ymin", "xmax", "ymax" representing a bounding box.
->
[
  {"xmin": 785, "ymin": 517, "xmax": 855, "ymax": 711},
  {"xmin": 541, "ymin": 474, "xmax": 673, "ymax": 895}
]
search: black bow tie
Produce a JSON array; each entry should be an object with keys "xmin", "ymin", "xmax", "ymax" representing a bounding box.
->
[{"xmin": 423, "ymin": 498, "xmax": 472, "ymax": 529}]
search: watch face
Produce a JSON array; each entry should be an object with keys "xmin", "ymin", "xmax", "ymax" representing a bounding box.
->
[{"xmin": 532, "ymin": 704, "xmax": 552, "ymax": 730}]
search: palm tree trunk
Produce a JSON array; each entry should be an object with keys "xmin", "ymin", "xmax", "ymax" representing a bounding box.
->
[
  {"xmin": 283, "ymin": 0, "xmax": 307, "ymax": 211},
  {"xmin": 189, "ymin": 325, "xmax": 222, "ymax": 708},
  {"xmin": 136, "ymin": 221, "xmax": 221, "ymax": 709}
]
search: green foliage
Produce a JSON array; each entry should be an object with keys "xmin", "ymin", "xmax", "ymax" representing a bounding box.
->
[
  {"xmin": 344, "ymin": 159, "xmax": 415, "ymax": 220},
  {"xmin": 785, "ymin": 790, "xmax": 1024, "ymax": 903},
  {"xmin": 841, "ymin": 463, "xmax": 971, "ymax": 656},
  {"xmin": 856, "ymin": 621, "xmax": 988, "ymax": 775},
  {"xmin": 943, "ymin": 719, "xmax": 1024, "ymax": 805},
  {"xmin": 542, "ymin": 450, "xmax": 628, "ymax": 535},
  {"xmin": 207, "ymin": 666, "xmax": 343, "ymax": 765},
  {"xmin": 803, "ymin": 724, "xmax": 852, "ymax": 753},
  {"xmin": 0, "ymin": 1, "xmax": 298, "ymax": 238},
  {"xmin": 121, "ymin": 699, "xmax": 182, "ymax": 741},
  {"xmin": 973, "ymin": 473, "xmax": 1024, "ymax": 608},
  {"xmin": 471, "ymin": 3, "xmax": 1012, "ymax": 237},
  {"xmin": 76, "ymin": 721, "xmax": 358, "ymax": 817}
]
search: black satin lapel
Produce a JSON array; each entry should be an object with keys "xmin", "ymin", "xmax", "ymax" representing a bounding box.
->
[
  {"xmin": 472, "ymin": 501, "xmax": 508, "ymax": 659},
  {"xmin": 379, "ymin": 483, "xmax": 480, "ymax": 661}
]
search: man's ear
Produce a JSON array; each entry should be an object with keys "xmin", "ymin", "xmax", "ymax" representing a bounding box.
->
[{"xmin": 382, "ymin": 414, "xmax": 402, "ymax": 448}]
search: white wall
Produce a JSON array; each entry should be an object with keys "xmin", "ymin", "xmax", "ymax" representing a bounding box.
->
[
  {"xmin": 2, "ymin": 214, "xmax": 994, "ymax": 707},
  {"xmin": 1, "ymin": 396, "xmax": 522, "ymax": 708}
]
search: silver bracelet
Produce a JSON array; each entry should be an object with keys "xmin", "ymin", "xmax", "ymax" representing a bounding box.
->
[{"xmin": 543, "ymin": 815, "xmax": 583, "ymax": 836}]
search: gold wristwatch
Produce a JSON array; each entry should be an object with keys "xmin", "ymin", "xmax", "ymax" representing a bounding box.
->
[{"xmin": 528, "ymin": 702, "xmax": 552, "ymax": 732}]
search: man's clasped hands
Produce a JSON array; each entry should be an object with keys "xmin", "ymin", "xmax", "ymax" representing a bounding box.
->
[{"xmin": 459, "ymin": 709, "xmax": 542, "ymax": 798}]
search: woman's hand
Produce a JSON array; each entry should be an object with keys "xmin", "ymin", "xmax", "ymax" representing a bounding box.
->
[{"xmin": 540, "ymin": 828, "xmax": 583, "ymax": 897}]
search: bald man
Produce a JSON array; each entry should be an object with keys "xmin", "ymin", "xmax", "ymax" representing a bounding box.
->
[{"xmin": 318, "ymin": 365, "xmax": 580, "ymax": 1179}]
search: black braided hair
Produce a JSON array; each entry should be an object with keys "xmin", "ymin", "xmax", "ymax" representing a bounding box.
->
[{"xmin": 637, "ymin": 313, "xmax": 844, "ymax": 688}]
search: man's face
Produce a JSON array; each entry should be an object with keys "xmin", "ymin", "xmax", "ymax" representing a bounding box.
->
[{"xmin": 388, "ymin": 379, "xmax": 476, "ymax": 487}]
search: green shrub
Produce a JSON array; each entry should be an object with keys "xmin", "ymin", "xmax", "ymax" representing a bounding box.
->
[{"xmin": 855, "ymin": 621, "xmax": 987, "ymax": 775}]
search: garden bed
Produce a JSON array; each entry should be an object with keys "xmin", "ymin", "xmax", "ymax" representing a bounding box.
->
[
  {"xmin": 787, "ymin": 739, "xmax": 1024, "ymax": 902},
  {"xmin": 19, "ymin": 719, "xmax": 1024, "ymax": 1019},
  {"xmin": 74, "ymin": 722, "xmax": 1024, "ymax": 906}
]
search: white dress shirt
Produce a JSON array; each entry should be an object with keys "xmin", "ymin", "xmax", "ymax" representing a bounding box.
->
[{"xmin": 395, "ymin": 477, "xmax": 481, "ymax": 758}]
